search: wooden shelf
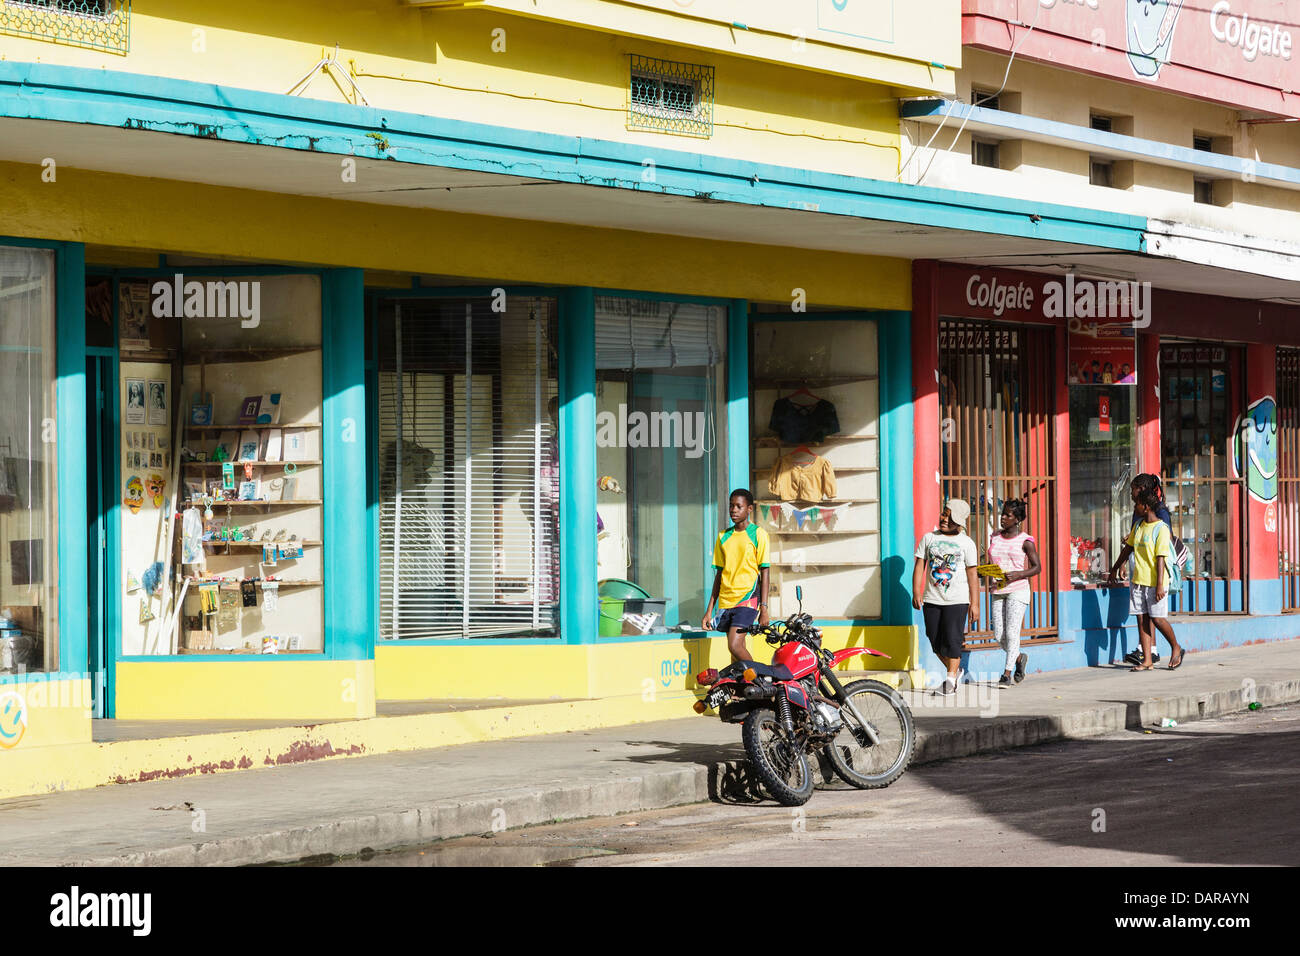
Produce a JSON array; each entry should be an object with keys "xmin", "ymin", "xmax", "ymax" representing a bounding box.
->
[
  {"xmin": 196, "ymin": 579, "xmax": 321, "ymax": 590},
  {"xmin": 753, "ymin": 466, "xmax": 878, "ymax": 476},
  {"xmin": 769, "ymin": 561, "xmax": 875, "ymax": 568},
  {"xmin": 185, "ymin": 346, "xmax": 320, "ymax": 364},
  {"xmin": 761, "ymin": 529, "xmax": 876, "ymax": 536},
  {"xmin": 756, "ymin": 498, "xmax": 876, "ymax": 505},
  {"xmin": 186, "ymin": 423, "xmax": 321, "ymax": 431},
  {"xmin": 754, "ymin": 435, "xmax": 873, "ymax": 447},
  {"xmin": 184, "ymin": 459, "xmax": 321, "ymax": 467},
  {"xmin": 178, "ymin": 648, "xmax": 318, "ymax": 655},
  {"xmin": 753, "ymin": 376, "xmax": 878, "ymax": 387},
  {"xmin": 186, "ymin": 499, "xmax": 321, "ymax": 507},
  {"xmin": 202, "ymin": 539, "xmax": 320, "ymax": 548}
]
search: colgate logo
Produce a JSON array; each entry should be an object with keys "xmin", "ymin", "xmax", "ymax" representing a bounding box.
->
[
  {"xmin": 964, "ymin": 275, "xmax": 1035, "ymax": 317},
  {"xmin": 1210, "ymin": 2, "xmax": 1293, "ymax": 62}
]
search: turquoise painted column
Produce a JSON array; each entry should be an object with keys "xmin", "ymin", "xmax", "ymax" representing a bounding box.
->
[
  {"xmin": 560, "ymin": 287, "xmax": 597, "ymax": 644},
  {"xmin": 322, "ymin": 268, "xmax": 371, "ymax": 661},
  {"xmin": 877, "ymin": 311, "xmax": 915, "ymax": 627},
  {"xmin": 56, "ymin": 242, "xmax": 88, "ymax": 676},
  {"xmin": 727, "ymin": 299, "xmax": 749, "ymax": 493}
]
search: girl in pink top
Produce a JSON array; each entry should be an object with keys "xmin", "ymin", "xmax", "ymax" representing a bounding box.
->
[{"xmin": 983, "ymin": 499, "xmax": 1042, "ymax": 686}]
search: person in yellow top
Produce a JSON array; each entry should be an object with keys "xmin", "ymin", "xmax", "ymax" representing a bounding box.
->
[
  {"xmin": 702, "ymin": 489, "xmax": 771, "ymax": 662},
  {"xmin": 1126, "ymin": 488, "xmax": 1185, "ymax": 672}
]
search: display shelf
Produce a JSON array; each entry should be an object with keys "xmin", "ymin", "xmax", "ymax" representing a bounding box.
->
[
  {"xmin": 178, "ymin": 648, "xmax": 318, "ymax": 655},
  {"xmin": 202, "ymin": 539, "xmax": 320, "ymax": 548},
  {"xmin": 753, "ymin": 375, "xmax": 879, "ymax": 387},
  {"xmin": 753, "ymin": 465, "xmax": 878, "ymax": 476},
  {"xmin": 196, "ymin": 579, "xmax": 322, "ymax": 590},
  {"xmin": 183, "ymin": 459, "xmax": 321, "ymax": 467},
  {"xmin": 186, "ymin": 423, "xmax": 321, "ymax": 431},
  {"xmin": 756, "ymin": 497, "xmax": 876, "ymax": 505},
  {"xmin": 758, "ymin": 529, "xmax": 876, "ymax": 536},
  {"xmin": 186, "ymin": 498, "xmax": 322, "ymax": 507},
  {"xmin": 185, "ymin": 346, "xmax": 320, "ymax": 364},
  {"xmin": 755, "ymin": 435, "xmax": 871, "ymax": 447},
  {"xmin": 768, "ymin": 560, "xmax": 877, "ymax": 568}
]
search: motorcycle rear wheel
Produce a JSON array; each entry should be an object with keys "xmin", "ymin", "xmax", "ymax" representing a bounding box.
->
[
  {"xmin": 741, "ymin": 708, "xmax": 814, "ymax": 806},
  {"xmin": 824, "ymin": 679, "xmax": 915, "ymax": 789}
]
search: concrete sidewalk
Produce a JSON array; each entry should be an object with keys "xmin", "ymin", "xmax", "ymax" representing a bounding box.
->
[{"xmin": 1, "ymin": 640, "xmax": 1297, "ymax": 866}]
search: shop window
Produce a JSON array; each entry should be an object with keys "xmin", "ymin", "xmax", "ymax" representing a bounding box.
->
[
  {"xmin": 628, "ymin": 54, "xmax": 714, "ymax": 138},
  {"xmin": 1279, "ymin": 349, "xmax": 1300, "ymax": 611},
  {"xmin": 595, "ymin": 296, "xmax": 726, "ymax": 630},
  {"xmin": 1161, "ymin": 343, "xmax": 1247, "ymax": 614},
  {"xmin": 938, "ymin": 319, "xmax": 1058, "ymax": 644},
  {"xmin": 751, "ymin": 319, "xmax": 880, "ymax": 620},
  {"xmin": 114, "ymin": 274, "xmax": 325, "ymax": 655},
  {"xmin": 0, "ymin": 246, "xmax": 58, "ymax": 675},
  {"xmin": 0, "ymin": 1, "xmax": 129, "ymax": 55},
  {"xmin": 377, "ymin": 296, "xmax": 559, "ymax": 640},
  {"xmin": 1067, "ymin": 386, "xmax": 1136, "ymax": 588}
]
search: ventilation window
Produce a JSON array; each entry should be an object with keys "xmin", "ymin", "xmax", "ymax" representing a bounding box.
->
[
  {"xmin": 0, "ymin": 0, "xmax": 129, "ymax": 54},
  {"xmin": 1193, "ymin": 135, "xmax": 1214, "ymax": 152},
  {"xmin": 628, "ymin": 54, "xmax": 714, "ymax": 138},
  {"xmin": 972, "ymin": 139, "xmax": 1001, "ymax": 169},
  {"xmin": 972, "ymin": 89, "xmax": 1000, "ymax": 111},
  {"xmin": 1090, "ymin": 115, "xmax": 1113, "ymax": 133},
  {"xmin": 1090, "ymin": 157, "xmax": 1115, "ymax": 188}
]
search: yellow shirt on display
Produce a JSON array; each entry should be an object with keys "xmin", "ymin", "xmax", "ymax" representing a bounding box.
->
[
  {"xmin": 1126, "ymin": 519, "xmax": 1171, "ymax": 588},
  {"xmin": 712, "ymin": 523, "xmax": 770, "ymax": 609}
]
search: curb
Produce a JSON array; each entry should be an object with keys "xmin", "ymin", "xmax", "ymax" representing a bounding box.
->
[{"xmin": 70, "ymin": 677, "xmax": 1300, "ymax": 867}]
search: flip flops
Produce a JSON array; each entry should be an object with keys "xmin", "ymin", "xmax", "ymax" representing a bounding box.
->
[{"xmin": 1168, "ymin": 647, "xmax": 1185, "ymax": 670}]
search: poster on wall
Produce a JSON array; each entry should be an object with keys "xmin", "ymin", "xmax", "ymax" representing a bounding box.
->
[
  {"xmin": 1067, "ymin": 323, "xmax": 1136, "ymax": 385},
  {"xmin": 125, "ymin": 379, "xmax": 146, "ymax": 424},
  {"xmin": 119, "ymin": 281, "xmax": 151, "ymax": 350},
  {"xmin": 148, "ymin": 380, "xmax": 168, "ymax": 426}
]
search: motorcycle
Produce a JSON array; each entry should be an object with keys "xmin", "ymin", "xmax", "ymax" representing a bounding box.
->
[{"xmin": 692, "ymin": 586, "xmax": 915, "ymax": 806}]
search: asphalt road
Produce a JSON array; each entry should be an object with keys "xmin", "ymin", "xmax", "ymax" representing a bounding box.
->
[{"xmin": 327, "ymin": 704, "xmax": 1300, "ymax": 867}]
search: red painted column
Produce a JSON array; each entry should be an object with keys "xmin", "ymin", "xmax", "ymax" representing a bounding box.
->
[
  {"xmin": 911, "ymin": 261, "xmax": 941, "ymax": 543},
  {"xmin": 1243, "ymin": 344, "xmax": 1278, "ymax": 586},
  {"xmin": 1137, "ymin": 333, "xmax": 1162, "ymax": 475},
  {"xmin": 1053, "ymin": 322, "xmax": 1072, "ymax": 592}
]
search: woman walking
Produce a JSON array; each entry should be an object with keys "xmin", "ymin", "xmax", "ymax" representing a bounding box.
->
[{"xmin": 984, "ymin": 499, "xmax": 1041, "ymax": 686}]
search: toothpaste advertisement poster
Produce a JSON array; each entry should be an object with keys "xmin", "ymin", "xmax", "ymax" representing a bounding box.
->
[{"xmin": 1068, "ymin": 324, "xmax": 1137, "ymax": 386}]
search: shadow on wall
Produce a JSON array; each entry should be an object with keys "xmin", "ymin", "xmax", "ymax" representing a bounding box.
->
[
  {"xmin": 881, "ymin": 554, "xmax": 910, "ymax": 627},
  {"xmin": 1080, "ymin": 586, "xmax": 1134, "ymax": 666}
]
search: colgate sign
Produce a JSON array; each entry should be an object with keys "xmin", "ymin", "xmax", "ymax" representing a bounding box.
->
[{"xmin": 965, "ymin": 275, "xmax": 1034, "ymax": 317}]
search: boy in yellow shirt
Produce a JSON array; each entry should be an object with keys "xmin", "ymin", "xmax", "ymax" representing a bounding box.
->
[
  {"xmin": 702, "ymin": 489, "xmax": 771, "ymax": 662},
  {"xmin": 1126, "ymin": 489, "xmax": 1185, "ymax": 671}
]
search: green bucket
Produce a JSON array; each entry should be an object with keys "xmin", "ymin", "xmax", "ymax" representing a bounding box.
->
[{"xmin": 598, "ymin": 597, "xmax": 626, "ymax": 637}]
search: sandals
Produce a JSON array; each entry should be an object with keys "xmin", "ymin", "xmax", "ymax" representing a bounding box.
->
[
  {"xmin": 1129, "ymin": 663, "xmax": 1155, "ymax": 672},
  {"xmin": 1168, "ymin": 647, "xmax": 1185, "ymax": 670}
]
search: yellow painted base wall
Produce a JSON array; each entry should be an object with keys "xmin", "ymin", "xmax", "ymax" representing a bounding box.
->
[
  {"xmin": 0, "ymin": 677, "xmax": 93, "ymax": 752},
  {"xmin": 375, "ymin": 626, "xmax": 921, "ymax": 700},
  {"xmin": 114, "ymin": 661, "xmax": 376, "ymax": 720}
]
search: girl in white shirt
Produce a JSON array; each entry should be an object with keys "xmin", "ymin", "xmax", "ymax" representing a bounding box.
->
[{"xmin": 984, "ymin": 499, "xmax": 1042, "ymax": 686}]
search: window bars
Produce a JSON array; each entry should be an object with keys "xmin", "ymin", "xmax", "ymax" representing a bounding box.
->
[
  {"xmin": 628, "ymin": 54, "xmax": 714, "ymax": 138},
  {"xmin": 0, "ymin": 1, "xmax": 129, "ymax": 54}
]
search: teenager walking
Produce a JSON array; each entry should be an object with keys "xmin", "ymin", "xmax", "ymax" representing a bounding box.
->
[
  {"xmin": 984, "ymin": 499, "xmax": 1041, "ymax": 686},
  {"xmin": 702, "ymin": 488, "xmax": 770, "ymax": 663},
  {"xmin": 1124, "ymin": 487, "xmax": 1185, "ymax": 671},
  {"xmin": 1109, "ymin": 473, "xmax": 1182, "ymax": 666},
  {"xmin": 913, "ymin": 499, "xmax": 979, "ymax": 696}
]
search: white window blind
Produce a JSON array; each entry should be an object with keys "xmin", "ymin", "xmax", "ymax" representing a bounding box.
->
[
  {"xmin": 595, "ymin": 296, "xmax": 722, "ymax": 370},
  {"xmin": 378, "ymin": 297, "xmax": 559, "ymax": 640}
]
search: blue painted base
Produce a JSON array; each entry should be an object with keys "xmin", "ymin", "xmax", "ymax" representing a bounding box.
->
[{"xmin": 911, "ymin": 583, "xmax": 1300, "ymax": 683}]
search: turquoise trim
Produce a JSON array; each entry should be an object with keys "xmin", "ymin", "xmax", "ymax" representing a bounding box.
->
[
  {"xmin": 378, "ymin": 637, "xmax": 567, "ymax": 647},
  {"xmin": 322, "ymin": 268, "xmax": 370, "ymax": 661},
  {"xmin": 727, "ymin": 299, "xmax": 750, "ymax": 494},
  {"xmin": 877, "ymin": 311, "xmax": 915, "ymax": 627},
  {"xmin": 662, "ymin": 398, "xmax": 680, "ymax": 624},
  {"xmin": 560, "ymin": 287, "xmax": 597, "ymax": 645},
  {"xmin": 0, "ymin": 62, "xmax": 1147, "ymax": 251},
  {"xmin": 901, "ymin": 99, "xmax": 1300, "ymax": 190},
  {"xmin": 56, "ymin": 242, "xmax": 89, "ymax": 678}
]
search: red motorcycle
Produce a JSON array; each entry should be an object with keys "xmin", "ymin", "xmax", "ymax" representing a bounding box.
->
[{"xmin": 693, "ymin": 587, "xmax": 915, "ymax": 806}]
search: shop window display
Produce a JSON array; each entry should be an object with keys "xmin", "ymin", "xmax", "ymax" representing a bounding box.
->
[
  {"xmin": 1067, "ymin": 385, "xmax": 1136, "ymax": 587},
  {"xmin": 750, "ymin": 318, "xmax": 880, "ymax": 620},
  {"xmin": 595, "ymin": 296, "xmax": 726, "ymax": 631},
  {"xmin": 117, "ymin": 274, "xmax": 324, "ymax": 654},
  {"xmin": 0, "ymin": 246, "xmax": 58, "ymax": 674},
  {"xmin": 376, "ymin": 296, "xmax": 559, "ymax": 640}
]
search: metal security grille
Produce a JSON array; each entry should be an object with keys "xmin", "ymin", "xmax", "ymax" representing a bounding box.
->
[
  {"xmin": 628, "ymin": 54, "xmax": 714, "ymax": 138},
  {"xmin": 377, "ymin": 296, "xmax": 559, "ymax": 640},
  {"xmin": 1279, "ymin": 349, "xmax": 1300, "ymax": 611},
  {"xmin": 0, "ymin": 0, "xmax": 129, "ymax": 54},
  {"xmin": 1160, "ymin": 343, "xmax": 1247, "ymax": 615},
  {"xmin": 938, "ymin": 319, "xmax": 1058, "ymax": 646}
]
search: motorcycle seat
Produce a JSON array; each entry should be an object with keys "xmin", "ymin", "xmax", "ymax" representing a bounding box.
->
[{"xmin": 734, "ymin": 660, "xmax": 795, "ymax": 682}]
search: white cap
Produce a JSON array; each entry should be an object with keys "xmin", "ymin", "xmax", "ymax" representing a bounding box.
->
[{"xmin": 945, "ymin": 498, "xmax": 971, "ymax": 530}]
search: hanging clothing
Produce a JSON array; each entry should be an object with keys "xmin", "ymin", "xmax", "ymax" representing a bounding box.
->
[
  {"xmin": 768, "ymin": 396, "xmax": 840, "ymax": 445},
  {"xmin": 767, "ymin": 454, "xmax": 837, "ymax": 502},
  {"xmin": 181, "ymin": 507, "xmax": 206, "ymax": 567}
]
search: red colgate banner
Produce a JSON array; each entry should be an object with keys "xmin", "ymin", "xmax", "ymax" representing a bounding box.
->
[{"xmin": 964, "ymin": 0, "xmax": 1300, "ymax": 119}]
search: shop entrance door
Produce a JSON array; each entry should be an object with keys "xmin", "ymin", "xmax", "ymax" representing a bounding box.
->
[
  {"xmin": 938, "ymin": 319, "xmax": 1058, "ymax": 645},
  {"xmin": 1160, "ymin": 343, "xmax": 1247, "ymax": 614},
  {"xmin": 85, "ymin": 354, "xmax": 115, "ymax": 718}
]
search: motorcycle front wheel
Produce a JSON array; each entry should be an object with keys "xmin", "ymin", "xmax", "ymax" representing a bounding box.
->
[
  {"xmin": 824, "ymin": 679, "xmax": 915, "ymax": 789},
  {"xmin": 741, "ymin": 708, "xmax": 815, "ymax": 806}
]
